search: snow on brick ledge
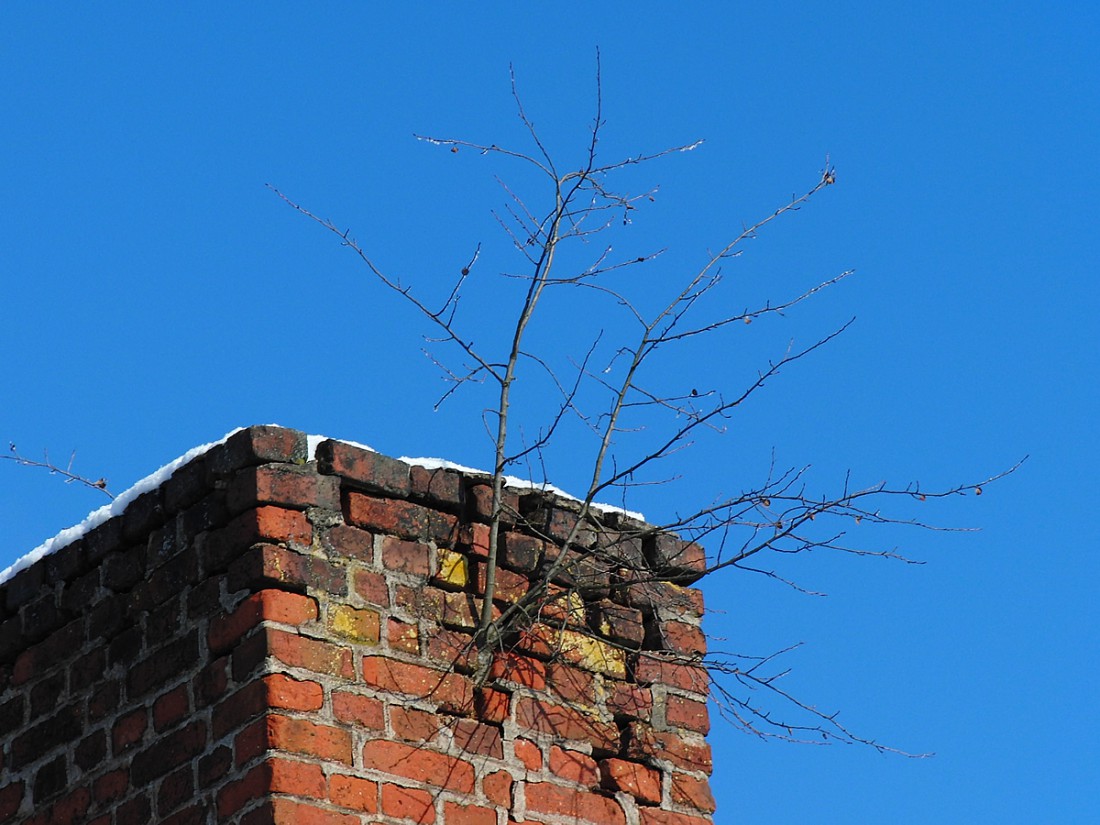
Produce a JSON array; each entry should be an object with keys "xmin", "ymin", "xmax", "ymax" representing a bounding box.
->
[{"xmin": 0, "ymin": 425, "xmax": 714, "ymax": 824}]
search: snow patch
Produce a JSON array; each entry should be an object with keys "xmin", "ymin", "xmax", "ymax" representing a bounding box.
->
[
  {"xmin": 0, "ymin": 428, "xmax": 245, "ymax": 586},
  {"xmin": 1, "ymin": 427, "xmax": 645, "ymax": 587},
  {"xmin": 399, "ymin": 455, "xmax": 646, "ymax": 522}
]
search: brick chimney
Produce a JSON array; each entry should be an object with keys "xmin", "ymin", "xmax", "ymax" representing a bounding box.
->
[{"xmin": 0, "ymin": 426, "xmax": 714, "ymax": 824}]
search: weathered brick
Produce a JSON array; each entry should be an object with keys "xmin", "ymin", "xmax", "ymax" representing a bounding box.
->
[
  {"xmin": 525, "ymin": 781, "xmax": 625, "ymax": 825},
  {"xmin": 267, "ymin": 627, "xmax": 355, "ymax": 680},
  {"xmin": 549, "ymin": 745, "xmax": 599, "ymax": 787},
  {"xmin": 623, "ymin": 722, "xmax": 712, "ymax": 772},
  {"xmin": 205, "ymin": 426, "xmax": 307, "ymax": 478},
  {"xmin": 332, "ymin": 691, "xmax": 385, "ymax": 730},
  {"xmin": 390, "ymin": 705, "xmax": 444, "ymax": 742},
  {"xmin": 632, "ymin": 655, "xmax": 709, "ymax": 694},
  {"xmin": 649, "ymin": 620, "xmax": 706, "ymax": 657},
  {"xmin": 315, "ymin": 439, "xmax": 410, "ymax": 495},
  {"xmin": 322, "ymin": 524, "xmax": 374, "ymax": 563},
  {"xmin": 443, "ymin": 801, "xmax": 497, "ymax": 825},
  {"xmin": 514, "ymin": 696, "xmax": 619, "ymax": 755},
  {"xmin": 669, "ymin": 770, "xmax": 717, "ymax": 813},
  {"xmin": 665, "ymin": 694, "xmax": 710, "ymax": 734},
  {"xmin": 241, "ymin": 798, "xmax": 360, "ymax": 825},
  {"xmin": 638, "ymin": 810, "xmax": 713, "ymax": 825},
  {"xmin": 380, "ymin": 535, "xmax": 432, "ymax": 577},
  {"xmin": 600, "ymin": 758, "xmax": 662, "ymax": 804},
  {"xmin": 490, "ymin": 651, "xmax": 546, "ymax": 690},
  {"xmin": 228, "ymin": 543, "xmax": 343, "ymax": 596},
  {"xmin": 409, "ymin": 464, "xmax": 463, "ymax": 507},
  {"xmin": 453, "ymin": 719, "xmax": 503, "ymax": 759},
  {"xmin": 344, "ymin": 492, "xmax": 457, "ymax": 544},
  {"xmin": 227, "ymin": 463, "xmax": 340, "ymax": 514}
]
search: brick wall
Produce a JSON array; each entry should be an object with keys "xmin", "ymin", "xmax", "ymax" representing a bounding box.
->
[{"xmin": 0, "ymin": 426, "xmax": 715, "ymax": 824}]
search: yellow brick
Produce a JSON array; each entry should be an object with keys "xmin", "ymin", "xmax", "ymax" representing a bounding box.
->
[
  {"xmin": 557, "ymin": 628, "xmax": 626, "ymax": 679},
  {"xmin": 328, "ymin": 604, "xmax": 381, "ymax": 644},
  {"xmin": 437, "ymin": 549, "xmax": 469, "ymax": 588}
]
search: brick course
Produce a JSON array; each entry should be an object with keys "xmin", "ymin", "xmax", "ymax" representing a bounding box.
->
[{"xmin": 0, "ymin": 425, "xmax": 714, "ymax": 823}]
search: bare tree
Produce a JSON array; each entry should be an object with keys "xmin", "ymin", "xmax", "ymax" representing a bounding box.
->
[
  {"xmin": 2, "ymin": 443, "xmax": 113, "ymax": 499},
  {"xmin": 270, "ymin": 59, "xmax": 1020, "ymax": 753}
]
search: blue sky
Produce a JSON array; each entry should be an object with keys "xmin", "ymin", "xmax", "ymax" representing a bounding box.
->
[{"xmin": 2, "ymin": 3, "xmax": 1097, "ymax": 821}]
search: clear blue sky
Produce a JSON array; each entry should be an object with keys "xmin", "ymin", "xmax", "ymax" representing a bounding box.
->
[{"xmin": 2, "ymin": 4, "xmax": 1096, "ymax": 822}]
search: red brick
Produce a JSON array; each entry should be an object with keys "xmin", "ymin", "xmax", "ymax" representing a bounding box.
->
[
  {"xmin": 390, "ymin": 706, "xmax": 444, "ymax": 742},
  {"xmin": 228, "ymin": 544, "xmax": 344, "ymax": 595},
  {"xmin": 547, "ymin": 662, "xmax": 596, "ymax": 705},
  {"xmin": 112, "ymin": 707, "xmax": 148, "ymax": 754},
  {"xmin": 387, "ymin": 618, "xmax": 419, "ymax": 653},
  {"xmin": 354, "ymin": 569, "xmax": 389, "ymax": 606},
  {"xmin": 381, "ymin": 535, "xmax": 432, "ymax": 577},
  {"xmin": 344, "ymin": 492, "xmax": 456, "ymax": 543},
  {"xmin": 638, "ymin": 810, "xmax": 713, "ymax": 825},
  {"xmin": 484, "ymin": 770, "xmax": 513, "ymax": 808},
  {"xmin": 243, "ymin": 798, "xmax": 360, "ymax": 825},
  {"xmin": 524, "ymin": 782, "xmax": 625, "ymax": 825},
  {"xmin": 424, "ymin": 627, "xmax": 477, "ymax": 671},
  {"xmin": 361, "ymin": 656, "xmax": 473, "ymax": 713},
  {"xmin": 217, "ymin": 758, "xmax": 325, "ymax": 818},
  {"xmin": 248, "ymin": 506, "xmax": 313, "ymax": 546},
  {"xmin": 228, "ymin": 463, "xmax": 339, "ymax": 513},
  {"xmin": 476, "ymin": 687, "xmax": 510, "ymax": 725},
  {"xmin": 324, "ymin": 524, "xmax": 375, "ymax": 562},
  {"xmin": 267, "ymin": 715, "xmax": 353, "ymax": 764},
  {"xmin": 669, "ymin": 771, "xmax": 716, "ymax": 813},
  {"xmin": 93, "ymin": 769, "xmax": 129, "ymax": 804},
  {"xmin": 473, "ymin": 561, "xmax": 529, "ymax": 603},
  {"xmin": 332, "ymin": 691, "xmax": 385, "ymax": 730},
  {"xmin": 410, "ymin": 464, "xmax": 463, "ymax": 506},
  {"xmin": 381, "ymin": 783, "xmax": 435, "ymax": 823},
  {"xmin": 490, "ymin": 651, "xmax": 545, "ymax": 690},
  {"xmin": 157, "ymin": 765, "xmax": 195, "ymax": 816},
  {"xmin": 209, "ymin": 590, "xmax": 318, "ymax": 654},
  {"xmin": 632, "ymin": 656, "xmax": 709, "ymax": 693},
  {"xmin": 623, "ymin": 722, "xmax": 711, "ymax": 772},
  {"xmin": 654, "ymin": 621, "xmax": 706, "ymax": 656},
  {"xmin": 514, "ymin": 697, "xmax": 619, "ymax": 755},
  {"xmin": 453, "ymin": 719, "xmax": 503, "ymax": 759},
  {"xmin": 212, "ymin": 674, "xmax": 322, "ymax": 739},
  {"xmin": 607, "ymin": 682, "xmax": 653, "ymax": 721},
  {"xmin": 153, "ymin": 684, "xmax": 191, "ymax": 731},
  {"xmin": 234, "ymin": 714, "xmax": 354, "ymax": 766},
  {"xmin": 599, "ymin": 758, "xmax": 661, "ymax": 805},
  {"xmin": 362, "ymin": 740, "xmax": 475, "ymax": 793},
  {"xmin": 513, "ymin": 739, "xmax": 542, "ymax": 772},
  {"xmin": 265, "ymin": 673, "xmax": 324, "ymax": 711},
  {"xmin": 267, "ymin": 627, "xmax": 355, "ymax": 679},
  {"xmin": 316, "ymin": 440, "xmax": 410, "ymax": 495},
  {"xmin": 329, "ymin": 774, "xmax": 378, "ymax": 813},
  {"xmin": 665, "ymin": 695, "xmax": 710, "ymax": 734},
  {"xmin": 458, "ymin": 521, "xmax": 491, "ymax": 557},
  {"xmin": 132, "ymin": 720, "xmax": 208, "ymax": 785},
  {"xmin": 549, "ymin": 745, "xmax": 599, "ymax": 787},
  {"xmin": 0, "ymin": 781, "xmax": 24, "ymax": 821},
  {"xmin": 444, "ymin": 801, "xmax": 497, "ymax": 824}
]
